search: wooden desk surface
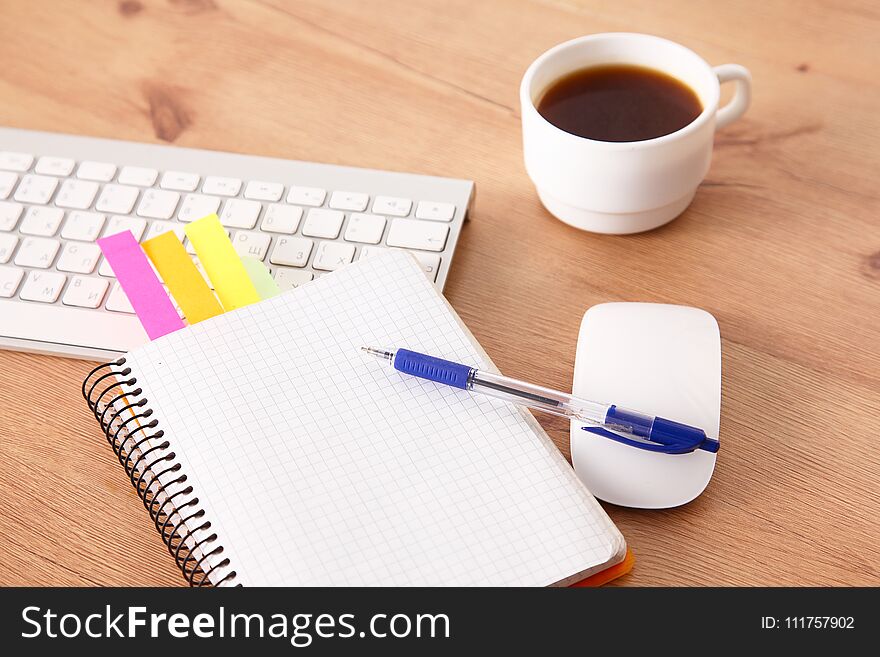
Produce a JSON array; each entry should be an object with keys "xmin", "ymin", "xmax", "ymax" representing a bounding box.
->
[{"xmin": 1, "ymin": 0, "xmax": 878, "ymax": 586}]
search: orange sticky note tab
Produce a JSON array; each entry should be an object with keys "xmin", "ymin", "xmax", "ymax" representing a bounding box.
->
[
  {"xmin": 142, "ymin": 231, "xmax": 223, "ymax": 324},
  {"xmin": 184, "ymin": 214, "xmax": 261, "ymax": 311}
]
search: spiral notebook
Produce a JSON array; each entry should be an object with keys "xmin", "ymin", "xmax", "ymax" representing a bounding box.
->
[{"xmin": 83, "ymin": 250, "xmax": 626, "ymax": 586}]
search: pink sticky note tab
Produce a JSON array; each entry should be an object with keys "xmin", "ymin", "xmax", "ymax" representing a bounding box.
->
[{"xmin": 97, "ymin": 231, "xmax": 185, "ymax": 340}]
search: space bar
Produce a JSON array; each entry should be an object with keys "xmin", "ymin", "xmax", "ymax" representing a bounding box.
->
[{"xmin": 0, "ymin": 300, "xmax": 148, "ymax": 356}]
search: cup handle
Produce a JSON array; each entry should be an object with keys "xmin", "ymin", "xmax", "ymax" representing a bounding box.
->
[{"xmin": 713, "ymin": 64, "xmax": 751, "ymax": 129}]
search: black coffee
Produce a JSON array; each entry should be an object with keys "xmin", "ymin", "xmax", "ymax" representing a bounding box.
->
[{"xmin": 536, "ymin": 64, "xmax": 702, "ymax": 142}]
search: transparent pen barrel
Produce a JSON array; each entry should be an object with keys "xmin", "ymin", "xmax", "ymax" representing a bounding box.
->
[{"xmin": 470, "ymin": 370, "xmax": 609, "ymax": 423}]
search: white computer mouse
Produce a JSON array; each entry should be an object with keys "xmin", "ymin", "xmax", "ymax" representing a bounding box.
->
[{"xmin": 570, "ymin": 303, "xmax": 721, "ymax": 509}]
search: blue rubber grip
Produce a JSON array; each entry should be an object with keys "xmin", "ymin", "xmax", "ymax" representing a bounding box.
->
[{"xmin": 393, "ymin": 349, "xmax": 473, "ymax": 389}]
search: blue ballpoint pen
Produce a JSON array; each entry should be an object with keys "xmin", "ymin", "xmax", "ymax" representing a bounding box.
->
[{"xmin": 361, "ymin": 347, "xmax": 719, "ymax": 455}]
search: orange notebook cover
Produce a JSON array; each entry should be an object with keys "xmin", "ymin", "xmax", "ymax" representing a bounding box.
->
[{"xmin": 572, "ymin": 549, "xmax": 635, "ymax": 587}]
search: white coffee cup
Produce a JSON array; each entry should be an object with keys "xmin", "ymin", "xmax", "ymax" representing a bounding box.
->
[{"xmin": 520, "ymin": 33, "xmax": 751, "ymax": 234}]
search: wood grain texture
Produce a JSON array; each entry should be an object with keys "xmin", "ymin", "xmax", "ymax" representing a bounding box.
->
[{"xmin": 1, "ymin": 0, "xmax": 878, "ymax": 586}]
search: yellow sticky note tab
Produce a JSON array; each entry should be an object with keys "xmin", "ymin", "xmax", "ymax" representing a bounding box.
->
[
  {"xmin": 241, "ymin": 257, "xmax": 281, "ymax": 299},
  {"xmin": 142, "ymin": 231, "xmax": 224, "ymax": 324},
  {"xmin": 184, "ymin": 214, "xmax": 261, "ymax": 311}
]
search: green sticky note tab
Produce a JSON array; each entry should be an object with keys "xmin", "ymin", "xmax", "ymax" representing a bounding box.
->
[{"xmin": 241, "ymin": 257, "xmax": 281, "ymax": 299}]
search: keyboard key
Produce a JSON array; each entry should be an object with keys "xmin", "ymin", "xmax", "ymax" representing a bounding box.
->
[
  {"xmin": 344, "ymin": 213, "xmax": 386, "ymax": 244},
  {"xmin": 103, "ymin": 215, "xmax": 147, "ymax": 241},
  {"xmin": 35, "ymin": 156, "xmax": 75, "ymax": 177},
  {"xmin": 329, "ymin": 191, "xmax": 369, "ymax": 212},
  {"xmin": 13, "ymin": 174, "xmax": 58, "ymax": 204},
  {"xmin": 160, "ymin": 171, "xmax": 200, "ymax": 191},
  {"xmin": 95, "ymin": 184, "xmax": 139, "ymax": 214},
  {"xmin": 372, "ymin": 196, "xmax": 412, "ymax": 217},
  {"xmin": 0, "ymin": 151, "xmax": 33, "ymax": 172},
  {"xmin": 61, "ymin": 211, "xmax": 105, "ymax": 241},
  {"xmin": 98, "ymin": 256, "xmax": 115, "ymax": 277},
  {"xmin": 0, "ymin": 233, "xmax": 18, "ymax": 263},
  {"xmin": 0, "ymin": 265, "xmax": 23, "ymax": 297},
  {"xmin": 118, "ymin": 166, "xmax": 158, "ymax": 187},
  {"xmin": 269, "ymin": 237, "xmax": 313, "ymax": 267},
  {"xmin": 202, "ymin": 176, "xmax": 242, "ymax": 197},
  {"xmin": 0, "ymin": 201, "xmax": 23, "ymax": 231},
  {"xmin": 274, "ymin": 268, "xmax": 313, "ymax": 291},
  {"xmin": 260, "ymin": 203, "xmax": 302, "ymax": 234},
  {"xmin": 360, "ymin": 246, "xmax": 442, "ymax": 281},
  {"xmin": 178, "ymin": 193, "xmax": 221, "ymax": 223},
  {"xmin": 105, "ymin": 281, "xmax": 134, "ymax": 313},
  {"xmin": 312, "ymin": 241, "xmax": 355, "ymax": 271},
  {"xmin": 20, "ymin": 206, "xmax": 64, "ymax": 237},
  {"xmin": 14, "ymin": 237, "xmax": 60, "ymax": 268},
  {"xmin": 415, "ymin": 200, "xmax": 456, "ymax": 222},
  {"xmin": 359, "ymin": 246, "xmax": 382, "ymax": 258},
  {"xmin": 54, "ymin": 178, "xmax": 99, "ymax": 209},
  {"xmin": 219, "ymin": 198, "xmax": 261, "ymax": 229},
  {"xmin": 19, "ymin": 270, "xmax": 66, "ymax": 303},
  {"xmin": 56, "ymin": 242, "xmax": 102, "ymax": 274},
  {"xmin": 386, "ymin": 218, "xmax": 449, "ymax": 251},
  {"xmin": 287, "ymin": 186, "xmax": 326, "ymax": 207},
  {"xmin": 244, "ymin": 180, "xmax": 283, "ymax": 202},
  {"xmin": 409, "ymin": 251, "xmax": 441, "ymax": 281},
  {"xmin": 62, "ymin": 275, "xmax": 109, "ymax": 308},
  {"xmin": 137, "ymin": 189, "xmax": 180, "ymax": 220},
  {"xmin": 232, "ymin": 231, "xmax": 272, "ymax": 261},
  {"xmin": 143, "ymin": 220, "xmax": 186, "ymax": 242},
  {"xmin": 0, "ymin": 171, "xmax": 17, "ymax": 199},
  {"xmin": 302, "ymin": 208, "xmax": 344, "ymax": 239},
  {"xmin": 77, "ymin": 161, "xmax": 116, "ymax": 182}
]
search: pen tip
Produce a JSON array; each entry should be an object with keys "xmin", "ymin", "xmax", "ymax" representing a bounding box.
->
[{"xmin": 359, "ymin": 346, "xmax": 395, "ymax": 362}]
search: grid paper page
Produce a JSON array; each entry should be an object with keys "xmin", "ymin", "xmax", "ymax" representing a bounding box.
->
[{"xmin": 125, "ymin": 251, "xmax": 624, "ymax": 586}]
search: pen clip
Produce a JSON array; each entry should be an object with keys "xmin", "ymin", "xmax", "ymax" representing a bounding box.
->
[{"xmin": 582, "ymin": 426, "xmax": 719, "ymax": 455}]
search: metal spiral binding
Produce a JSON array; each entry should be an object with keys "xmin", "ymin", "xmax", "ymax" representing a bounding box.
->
[{"xmin": 82, "ymin": 359, "xmax": 238, "ymax": 587}]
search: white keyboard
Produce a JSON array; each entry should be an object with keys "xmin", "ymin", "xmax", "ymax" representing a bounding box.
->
[{"xmin": 0, "ymin": 128, "xmax": 473, "ymax": 360}]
